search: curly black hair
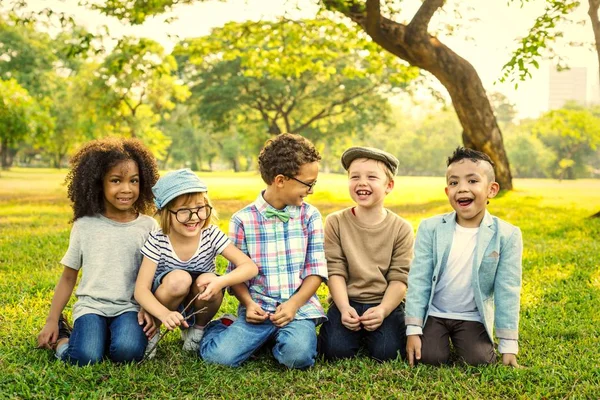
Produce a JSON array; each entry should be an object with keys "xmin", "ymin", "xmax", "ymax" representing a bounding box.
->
[
  {"xmin": 65, "ymin": 138, "xmax": 159, "ymax": 221},
  {"xmin": 258, "ymin": 133, "xmax": 321, "ymax": 184}
]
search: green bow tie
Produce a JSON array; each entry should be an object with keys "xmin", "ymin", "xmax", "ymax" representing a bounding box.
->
[{"xmin": 265, "ymin": 208, "xmax": 290, "ymax": 223}]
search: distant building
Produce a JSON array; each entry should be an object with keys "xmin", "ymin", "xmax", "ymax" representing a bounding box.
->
[{"xmin": 548, "ymin": 67, "xmax": 587, "ymax": 109}]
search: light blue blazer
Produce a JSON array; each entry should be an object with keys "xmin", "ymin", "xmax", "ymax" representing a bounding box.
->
[{"xmin": 405, "ymin": 211, "xmax": 523, "ymax": 342}]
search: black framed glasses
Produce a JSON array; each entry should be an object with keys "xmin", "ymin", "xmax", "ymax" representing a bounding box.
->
[
  {"xmin": 169, "ymin": 205, "xmax": 212, "ymax": 223},
  {"xmin": 286, "ymin": 175, "xmax": 317, "ymax": 191}
]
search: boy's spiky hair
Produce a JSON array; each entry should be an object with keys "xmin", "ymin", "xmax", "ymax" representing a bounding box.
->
[
  {"xmin": 66, "ymin": 138, "xmax": 159, "ymax": 221},
  {"xmin": 447, "ymin": 146, "xmax": 496, "ymax": 181},
  {"xmin": 258, "ymin": 133, "xmax": 321, "ymax": 184}
]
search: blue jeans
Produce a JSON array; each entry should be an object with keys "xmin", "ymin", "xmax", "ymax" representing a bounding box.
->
[
  {"xmin": 56, "ymin": 311, "xmax": 147, "ymax": 366},
  {"xmin": 318, "ymin": 301, "xmax": 407, "ymax": 362},
  {"xmin": 199, "ymin": 307, "xmax": 318, "ymax": 369}
]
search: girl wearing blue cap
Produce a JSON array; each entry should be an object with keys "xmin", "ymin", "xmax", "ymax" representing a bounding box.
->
[{"xmin": 135, "ymin": 169, "xmax": 258, "ymax": 357}]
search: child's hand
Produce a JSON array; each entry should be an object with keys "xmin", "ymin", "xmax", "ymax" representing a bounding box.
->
[
  {"xmin": 270, "ymin": 301, "xmax": 299, "ymax": 328},
  {"xmin": 502, "ymin": 353, "xmax": 521, "ymax": 368},
  {"xmin": 406, "ymin": 335, "xmax": 422, "ymax": 367},
  {"xmin": 339, "ymin": 306, "xmax": 361, "ymax": 331},
  {"xmin": 245, "ymin": 302, "xmax": 269, "ymax": 324},
  {"xmin": 138, "ymin": 309, "xmax": 157, "ymax": 338},
  {"xmin": 196, "ymin": 273, "xmax": 222, "ymax": 301},
  {"xmin": 160, "ymin": 311, "xmax": 188, "ymax": 330},
  {"xmin": 359, "ymin": 306, "xmax": 386, "ymax": 331},
  {"xmin": 37, "ymin": 321, "xmax": 58, "ymax": 349}
]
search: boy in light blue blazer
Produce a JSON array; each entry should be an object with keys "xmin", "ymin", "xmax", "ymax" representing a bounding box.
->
[{"xmin": 405, "ymin": 147, "xmax": 523, "ymax": 367}]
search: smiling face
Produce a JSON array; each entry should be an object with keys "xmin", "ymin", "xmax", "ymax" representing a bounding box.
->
[
  {"xmin": 348, "ymin": 158, "xmax": 394, "ymax": 210},
  {"xmin": 167, "ymin": 192, "xmax": 209, "ymax": 240},
  {"xmin": 278, "ymin": 161, "xmax": 319, "ymax": 208},
  {"xmin": 102, "ymin": 159, "xmax": 140, "ymax": 221},
  {"xmin": 445, "ymin": 159, "xmax": 499, "ymax": 228}
]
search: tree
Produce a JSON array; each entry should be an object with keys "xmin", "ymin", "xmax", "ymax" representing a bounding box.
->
[
  {"xmin": 0, "ymin": 79, "xmax": 37, "ymax": 168},
  {"xmin": 318, "ymin": 0, "xmax": 515, "ymax": 189},
  {"xmin": 91, "ymin": 37, "xmax": 189, "ymax": 157},
  {"xmin": 173, "ymin": 18, "xmax": 417, "ymax": 147},
  {"xmin": 532, "ymin": 108, "xmax": 600, "ymax": 179}
]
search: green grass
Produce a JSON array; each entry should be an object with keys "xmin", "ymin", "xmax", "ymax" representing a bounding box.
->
[{"xmin": 1, "ymin": 168, "xmax": 599, "ymax": 399}]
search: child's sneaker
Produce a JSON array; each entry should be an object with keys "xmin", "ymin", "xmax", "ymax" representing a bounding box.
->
[
  {"xmin": 57, "ymin": 314, "xmax": 72, "ymax": 341},
  {"xmin": 145, "ymin": 333, "xmax": 159, "ymax": 360},
  {"xmin": 219, "ymin": 313, "xmax": 237, "ymax": 327},
  {"xmin": 181, "ymin": 326, "xmax": 204, "ymax": 352}
]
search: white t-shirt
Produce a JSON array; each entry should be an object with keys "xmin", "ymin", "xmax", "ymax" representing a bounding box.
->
[{"xmin": 429, "ymin": 224, "xmax": 481, "ymax": 322}]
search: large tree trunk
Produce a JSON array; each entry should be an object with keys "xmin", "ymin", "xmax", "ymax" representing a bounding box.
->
[{"xmin": 324, "ymin": 0, "xmax": 513, "ymax": 189}]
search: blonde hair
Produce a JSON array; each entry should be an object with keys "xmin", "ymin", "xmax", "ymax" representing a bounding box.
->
[{"xmin": 158, "ymin": 192, "xmax": 217, "ymax": 235}]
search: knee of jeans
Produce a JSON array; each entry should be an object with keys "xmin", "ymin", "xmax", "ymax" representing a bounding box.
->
[
  {"xmin": 274, "ymin": 341, "xmax": 316, "ymax": 369},
  {"xmin": 369, "ymin": 346, "xmax": 401, "ymax": 363},
  {"xmin": 110, "ymin": 340, "xmax": 145, "ymax": 363},
  {"xmin": 200, "ymin": 343, "xmax": 242, "ymax": 367},
  {"xmin": 321, "ymin": 339, "xmax": 356, "ymax": 361},
  {"xmin": 70, "ymin": 348, "xmax": 104, "ymax": 366}
]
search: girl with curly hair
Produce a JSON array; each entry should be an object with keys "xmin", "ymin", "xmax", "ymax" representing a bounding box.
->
[{"xmin": 37, "ymin": 137, "xmax": 160, "ymax": 366}]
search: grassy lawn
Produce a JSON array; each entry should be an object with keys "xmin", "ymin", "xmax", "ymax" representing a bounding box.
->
[{"xmin": 1, "ymin": 168, "xmax": 599, "ymax": 399}]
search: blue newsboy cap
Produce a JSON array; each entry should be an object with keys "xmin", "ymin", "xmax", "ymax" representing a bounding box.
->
[{"xmin": 153, "ymin": 169, "xmax": 208, "ymax": 210}]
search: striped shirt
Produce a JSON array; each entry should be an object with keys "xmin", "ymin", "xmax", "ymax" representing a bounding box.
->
[
  {"xmin": 227, "ymin": 192, "xmax": 328, "ymax": 320},
  {"xmin": 141, "ymin": 225, "xmax": 230, "ymax": 280}
]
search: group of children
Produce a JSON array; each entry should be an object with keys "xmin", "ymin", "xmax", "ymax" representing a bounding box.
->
[{"xmin": 37, "ymin": 133, "xmax": 523, "ymax": 370}]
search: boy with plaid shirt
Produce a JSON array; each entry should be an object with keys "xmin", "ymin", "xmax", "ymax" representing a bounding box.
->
[{"xmin": 200, "ymin": 133, "xmax": 327, "ymax": 369}]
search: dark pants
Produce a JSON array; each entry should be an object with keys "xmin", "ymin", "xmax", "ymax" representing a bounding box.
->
[
  {"xmin": 319, "ymin": 301, "xmax": 407, "ymax": 362},
  {"xmin": 419, "ymin": 316, "xmax": 496, "ymax": 366}
]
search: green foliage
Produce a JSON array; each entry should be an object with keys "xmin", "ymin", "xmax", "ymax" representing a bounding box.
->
[
  {"xmin": 501, "ymin": 0, "xmax": 581, "ymax": 84},
  {"xmin": 173, "ymin": 18, "xmax": 418, "ymax": 148},
  {"xmin": 532, "ymin": 108, "xmax": 600, "ymax": 179},
  {"xmin": 91, "ymin": 37, "xmax": 190, "ymax": 157},
  {"xmin": 0, "ymin": 78, "xmax": 46, "ymax": 168},
  {"xmin": 1, "ymin": 169, "xmax": 600, "ymax": 398}
]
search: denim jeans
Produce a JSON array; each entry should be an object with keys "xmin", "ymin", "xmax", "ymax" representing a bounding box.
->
[
  {"xmin": 318, "ymin": 301, "xmax": 407, "ymax": 362},
  {"xmin": 56, "ymin": 311, "xmax": 147, "ymax": 366},
  {"xmin": 199, "ymin": 307, "xmax": 318, "ymax": 369}
]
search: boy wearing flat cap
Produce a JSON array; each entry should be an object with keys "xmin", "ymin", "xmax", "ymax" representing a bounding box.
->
[{"xmin": 318, "ymin": 147, "xmax": 414, "ymax": 362}]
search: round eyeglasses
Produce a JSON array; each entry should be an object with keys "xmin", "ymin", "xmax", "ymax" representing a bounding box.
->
[
  {"xmin": 285, "ymin": 175, "xmax": 317, "ymax": 191},
  {"xmin": 168, "ymin": 205, "xmax": 212, "ymax": 223}
]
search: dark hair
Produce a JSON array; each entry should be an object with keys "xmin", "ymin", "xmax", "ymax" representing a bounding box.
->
[
  {"xmin": 447, "ymin": 146, "xmax": 495, "ymax": 181},
  {"xmin": 65, "ymin": 138, "xmax": 159, "ymax": 221},
  {"xmin": 258, "ymin": 133, "xmax": 321, "ymax": 184}
]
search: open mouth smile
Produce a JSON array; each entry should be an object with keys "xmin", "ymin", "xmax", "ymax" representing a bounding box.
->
[{"xmin": 457, "ymin": 197, "xmax": 474, "ymax": 207}]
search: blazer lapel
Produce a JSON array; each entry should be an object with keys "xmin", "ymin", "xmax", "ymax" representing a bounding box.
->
[
  {"xmin": 475, "ymin": 211, "xmax": 495, "ymax": 271},
  {"xmin": 436, "ymin": 212, "xmax": 456, "ymax": 267}
]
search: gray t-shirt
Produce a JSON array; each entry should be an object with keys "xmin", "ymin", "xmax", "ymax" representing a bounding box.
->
[{"xmin": 61, "ymin": 214, "xmax": 158, "ymax": 321}]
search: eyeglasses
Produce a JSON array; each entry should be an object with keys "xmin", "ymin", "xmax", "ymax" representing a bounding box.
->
[
  {"xmin": 285, "ymin": 175, "xmax": 317, "ymax": 191},
  {"xmin": 169, "ymin": 205, "xmax": 212, "ymax": 223}
]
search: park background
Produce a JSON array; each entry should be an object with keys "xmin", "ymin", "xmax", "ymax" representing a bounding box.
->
[{"xmin": 1, "ymin": 0, "xmax": 600, "ymax": 398}]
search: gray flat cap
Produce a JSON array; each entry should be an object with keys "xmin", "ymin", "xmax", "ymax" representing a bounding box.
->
[{"xmin": 341, "ymin": 146, "xmax": 399, "ymax": 176}]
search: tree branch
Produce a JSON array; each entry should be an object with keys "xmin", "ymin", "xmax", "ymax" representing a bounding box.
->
[{"xmin": 407, "ymin": 0, "xmax": 445, "ymax": 38}]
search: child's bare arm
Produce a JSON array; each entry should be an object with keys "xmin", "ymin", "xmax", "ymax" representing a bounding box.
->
[
  {"xmin": 38, "ymin": 266, "xmax": 78, "ymax": 349},
  {"xmin": 134, "ymin": 256, "xmax": 187, "ymax": 330},
  {"xmin": 270, "ymin": 275, "xmax": 322, "ymax": 328},
  {"xmin": 231, "ymin": 283, "xmax": 269, "ymax": 323},
  {"xmin": 198, "ymin": 243, "xmax": 259, "ymax": 301}
]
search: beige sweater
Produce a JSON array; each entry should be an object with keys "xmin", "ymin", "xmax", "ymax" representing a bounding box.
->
[{"xmin": 325, "ymin": 207, "xmax": 414, "ymax": 304}]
